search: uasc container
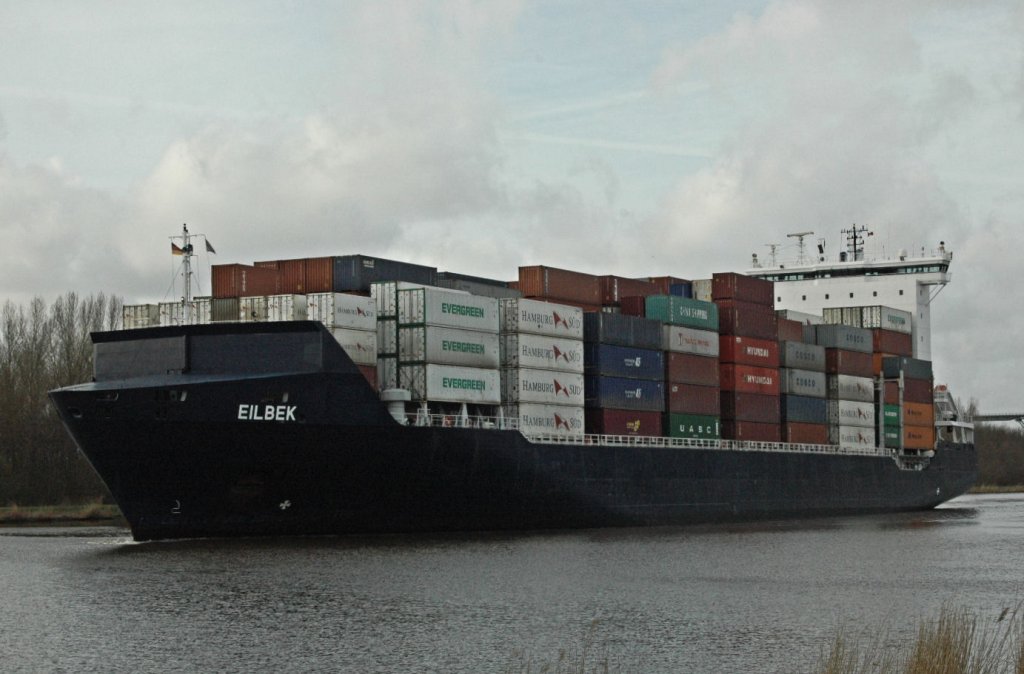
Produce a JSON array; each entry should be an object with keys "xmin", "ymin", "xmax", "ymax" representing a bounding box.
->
[{"xmin": 664, "ymin": 413, "xmax": 720, "ymax": 439}]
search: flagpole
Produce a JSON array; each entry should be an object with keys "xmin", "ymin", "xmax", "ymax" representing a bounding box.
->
[{"xmin": 182, "ymin": 223, "xmax": 192, "ymax": 324}]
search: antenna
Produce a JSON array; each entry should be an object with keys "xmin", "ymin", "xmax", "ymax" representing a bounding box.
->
[
  {"xmin": 841, "ymin": 224, "xmax": 873, "ymax": 262},
  {"xmin": 786, "ymin": 231, "xmax": 814, "ymax": 265},
  {"xmin": 764, "ymin": 243, "xmax": 780, "ymax": 267}
]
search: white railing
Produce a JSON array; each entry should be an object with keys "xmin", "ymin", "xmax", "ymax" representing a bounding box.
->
[{"xmin": 402, "ymin": 412, "xmax": 892, "ymax": 459}]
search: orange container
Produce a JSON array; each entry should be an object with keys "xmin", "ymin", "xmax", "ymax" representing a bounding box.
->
[
  {"xmin": 903, "ymin": 401, "xmax": 935, "ymax": 426},
  {"xmin": 903, "ymin": 425, "xmax": 936, "ymax": 450},
  {"xmin": 518, "ymin": 266, "xmax": 601, "ymax": 305}
]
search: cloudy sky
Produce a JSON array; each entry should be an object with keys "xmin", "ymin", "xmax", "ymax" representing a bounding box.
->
[{"xmin": 2, "ymin": 1, "xmax": 1022, "ymax": 414}]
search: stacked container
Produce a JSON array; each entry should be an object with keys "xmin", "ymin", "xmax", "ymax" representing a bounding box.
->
[
  {"xmin": 713, "ymin": 273, "xmax": 781, "ymax": 442},
  {"xmin": 517, "ymin": 265, "xmax": 603, "ymax": 312},
  {"xmin": 582, "ymin": 313, "xmax": 664, "ymax": 437},
  {"xmin": 122, "ymin": 304, "xmax": 160, "ymax": 329},
  {"xmin": 881, "ymin": 356, "xmax": 935, "ymax": 451},
  {"xmin": 807, "ymin": 324, "xmax": 876, "ymax": 449},
  {"xmin": 158, "ymin": 299, "xmax": 211, "ymax": 326},
  {"xmin": 307, "ymin": 292, "xmax": 379, "ymax": 388},
  {"xmin": 778, "ymin": 340, "xmax": 828, "ymax": 444},
  {"xmin": 499, "ymin": 298, "xmax": 586, "ymax": 437},
  {"xmin": 396, "ymin": 287, "xmax": 501, "ymax": 405},
  {"xmin": 823, "ymin": 305, "xmax": 914, "ymax": 374},
  {"xmin": 645, "ymin": 295, "xmax": 721, "ymax": 440}
]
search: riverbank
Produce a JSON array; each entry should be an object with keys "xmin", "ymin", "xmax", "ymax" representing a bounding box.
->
[
  {"xmin": 970, "ymin": 484, "xmax": 1024, "ymax": 494},
  {"xmin": 0, "ymin": 503, "xmax": 123, "ymax": 525}
]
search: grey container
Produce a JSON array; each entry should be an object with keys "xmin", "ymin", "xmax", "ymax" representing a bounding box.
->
[
  {"xmin": 779, "ymin": 368, "xmax": 827, "ymax": 398},
  {"xmin": 437, "ymin": 272, "xmax": 523, "ymax": 299},
  {"xmin": 778, "ymin": 341, "xmax": 826, "ymax": 372},
  {"xmin": 583, "ymin": 313, "xmax": 662, "ymax": 350},
  {"xmin": 810, "ymin": 324, "xmax": 873, "ymax": 354},
  {"xmin": 882, "ymin": 356, "xmax": 933, "ymax": 380}
]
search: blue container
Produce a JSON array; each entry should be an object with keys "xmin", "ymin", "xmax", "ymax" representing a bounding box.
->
[
  {"xmin": 585, "ymin": 376, "xmax": 665, "ymax": 411},
  {"xmin": 584, "ymin": 344, "xmax": 664, "ymax": 380},
  {"xmin": 333, "ymin": 255, "xmax": 437, "ymax": 292},
  {"xmin": 583, "ymin": 313, "xmax": 662, "ymax": 350},
  {"xmin": 780, "ymin": 395, "xmax": 828, "ymax": 424},
  {"xmin": 669, "ymin": 282, "xmax": 693, "ymax": 298}
]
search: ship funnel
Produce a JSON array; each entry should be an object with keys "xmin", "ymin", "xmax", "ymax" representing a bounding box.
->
[{"xmin": 380, "ymin": 388, "xmax": 412, "ymax": 425}]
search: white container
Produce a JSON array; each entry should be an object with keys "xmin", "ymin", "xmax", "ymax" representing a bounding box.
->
[
  {"xmin": 398, "ymin": 287, "xmax": 499, "ymax": 333},
  {"xmin": 239, "ymin": 296, "xmax": 269, "ymax": 322},
  {"xmin": 159, "ymin": 299, "xmax": 211, "ymax": 326},
  {"xmin": 499, "ymin": 334, "xmax": 585, "ymax": 373},
  {"xmin": 372, "ymin": 281, "xmax": 467, "ymax": 318},
  {"xmin": 499, "ymin": 298, "xmax": 584, "ymax": 339},
  {"xmin": 861, "ymin": 305, "xmax": 913, "ymax": 334},
  {"xmin": 505, "ymin": 404, "xmax": 585, "ymax": 438},
  {"xmin": 122, "ymin": 304, "xmax": 159, "ymax": 329},
  {"xmin": 501, "ymin": 368, "xmax": 585, "ymax": 406},
  {"xmin": 779, "ymin": 368, "xmax": 826, "ymax": 398},
  {"xmin": 662, "ymin": 326, "xmax": 719, "ymax": 357},
  {"xmin": 398, "ymin": 363, "xmax": 501, "ymax": 404},
  {"xmin": 377, "ymin": 318, "xmax": 398, "ymax": 356},
  {"xmin": 827, "ymin": 374, "xmax": 875, "ymax": 402},
  {"xmin": 307, "ymin": 293, "xmax": 376, "ymax": 330},
  {"xmin": 776, "ymin": 309, "xmax": 824, "ymax": 325},
  {"xmin": 826, "ymin": 400, "xmax": 876, "ymax": 428},
  {"xmin": 377, "ymin": 356, "xmax": 398, "ymax": 390},
  {"xmin": 268, "ymin": 294, "xmax": 307, "ymax": 322},
  {"xmin": 329, "ymin": 327, "xmax": 378, "ymax": 366},
  {"xmin": 829, "ymin": 425, "xmax": 876, "ymax": 450},
  {"xmin": 691, "ymin": 279, "xmax": 712, "ymax": 302},
  {"xmin": 399, "ymin": 325, "xmax": 500, "ymax": 368}
]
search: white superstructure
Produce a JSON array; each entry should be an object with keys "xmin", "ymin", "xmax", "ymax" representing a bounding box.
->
[{"xmin": 746, "ymin": 227, "xmax": 952, "ymax": 359}]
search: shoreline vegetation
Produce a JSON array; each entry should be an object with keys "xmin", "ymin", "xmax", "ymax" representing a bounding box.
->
[{"xmin": 1, "ymin": 487, "xmax": 1021, "ymax": 527}]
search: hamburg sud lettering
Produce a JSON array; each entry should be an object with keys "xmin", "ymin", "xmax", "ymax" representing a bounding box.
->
[
  {"xmin": 521, "ymin": 411, "xmax": 582, "ymax": 431},
  {"xmin": 519, "ymin": 309, "xmax": 582, "ymax": 332},
  {"xmin": 523, "ymin": 378, "xmax": 583, "ymax": 397},
  {"xmin": 520, "ymin": 343, "xmax": 582, "ymax": 364}
]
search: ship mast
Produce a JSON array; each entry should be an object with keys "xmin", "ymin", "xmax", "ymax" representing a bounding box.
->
[{"xmin": 171, "ymin": 223, "xmax": 196, "ymax": 324}]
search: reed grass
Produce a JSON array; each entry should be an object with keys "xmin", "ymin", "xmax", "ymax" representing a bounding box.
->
[
  {"xmin": 0, "ymin": 499, "xmax": 121, "ymax": 524},
  {"xmin": 969, "ymin": 484, "xmax": 1024, "ymax": 494}
]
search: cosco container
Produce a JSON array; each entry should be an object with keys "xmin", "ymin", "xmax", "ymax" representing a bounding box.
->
[
  {"xmin": 828, "ymin": 425, "xmax": 876, "ymax": 450},
  {"xmin": 585, "ymin": 409, "xmax": 663, "ymax": 437},
  {"xmin": 333, "ymin": 255, "xmax": 437, "ymax": 293},
  {"xmin": 584, "ymin": 376, "xmax": 665, "ymax": 412},
  {"xmin": 506, "ymin": 403, "xmax": 584, "ymax": 437},
  {"xmin": 644, "ymin": 295, "xmax": 719, "ymax": 331},
  {"xmin": 501, "ymin": 368, "xmax": 585, "ymax": 406},
  {"xmin": 665, "ymin": 352, "xmax": 720, "ymax": 386},
  {"xmin": 711, "ymin": 272, "xmax": 774, "ymax": 305},
  {"xmin": 826, "ymin": 374, "xmax": 874, "ymax": 402},
  {"xmin": 599, "ymin": 276, "xmax": 659, "ymax": 305},
  {"xmin": 781, "ymin": 395, "xmax": 828, "ymax": 424},
  {"xmin": 714, "ymin": 300, "xmax": 778, "ymax": 340},
  {"xmin": 212, "ymin": 263, "xmax": 281, "ymax": 298},
  {"xmin": 664, "ymin": 413, "xmax": 720, "ymax": 439},
  {"xmin": 779, "ymin": 368, "xmax": 826, "ymax": 398},
  {"xmin": 398, "ymin": 287, "xmax": 499, "ymax": 333},
  {"xmin": 329, "ymin": 328, "xmax": 378, "ymax": 366},
  {"xmin": 721, "ymin": 421, "xmax": 781, "ymax": 442},
  {"xmin": 306, "ymin": 293, "xmax": 376, "ymax": 330},
  {"xmin": 399, "ymin": 363, "xmax": 501, "ymax": 404},
  {"xmin": 584, "ymin": 343, "xmax": 663, "ymax": 380},
  {"xmin": 398, "ymin": 325, "xmax": 500, "ymax": 368},
  {"xmin": 267, "ymin": 294, "xmax": 307, "ymax": 322},
  {"xmin": 499, "ymin": 298, "xmax": 584, "ymax": 339},
  {"xmin": 719, "ymin": 335, "xmax": 780, "ymax": 367},
  {"xmin": 666, "ymin": 383, "xmax": 721, "ymax": 416},
  {"xmin": 871, "ymin": 329, "xmax": 913, "ymax": 357},
  {"xmin": 881, "ymin": 356, "xmax": 934, "ymax": 381},
  {"xmin": 779, "ymin": 341, "xmax": 826, "ymax": 372},
  {"xmin": 719, "ymin": 364, "xmax": 780, "ymax": 396},
  {"xmin": 826, "ymin": 399, "xmax": 876, "ymax": 428},
  {"xmin": 825, "ymin": 349, "xmax": 874, "ymax": 377},
  {"xmin": 811, "ymin": 324, "xmax": 872, "ymax": 354},
  {"xmin": 663, "ymin": 325, "xmax": 719, "ymax": 357},
  {"xmin": 517, "ymin": 265, "xmax": 601, "ymax": 305},
  {"xmin": 861, "ymin": 305, "xmax": 912, "ymax": 334},
  {"xmin": 583, "ymin": 313, "xmax": 662, "ymax": 350},
  {"xmin": 720, "ymin": 392, "xmax": 781, "ymax": 423},
  {"xmin": 903, "ymin": 401, "xmax": 935, "ymax": 427},
  {"xmin": 499, "ymin": 334, "xmax": 584, "ymax": 373},
  {"xmin": 783, "ymin": 422, "xmax": 829, "ymax": 445},
  {"xmin": 122, "ymin": 304, "xmax": 159, "ymax": 329}
]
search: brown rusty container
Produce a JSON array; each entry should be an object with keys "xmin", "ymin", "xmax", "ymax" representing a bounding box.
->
[
  {"xmin": 665, "ymin": 352, "xmax": 720, "ymax": 386},
  {"xmin": 518, "ymin": 266, "xmax": 602, "ymax": 305},
  {"xmin": 721, "ymin": 420, "xmax": 781, "ymax": 442},
  {"xmin": 720, "ymin": 392, "xmax": 781, "ymax": 423},
  {"xmin": 715, "ymin": 299, "xmax": 779, "ymax": 339},
  {"xmin": 253, "ymin": 260, "xmax": 279, "ymax": 269},
  {"xmin": 599, "ymin": 276, "xmax": 659, "ymax": 306},
  {"xmin": 278, "ymin": 259, "xmax": 307, "ymax": 293},
  {"xmin": 304, "ymin": 256, "xmax": 334, "ymax": 293},
  {"xmin": 619, "ymin": 296, "xmax": 646, "ymax": 317},
  {"xmin": 666, "ymin": 383, "xmax": 721, "ymax": 416},
  {"xmin": 872, "ymin": 329, "xmax": 913, "ymax": 357},
  {"xmin": 357, "ymin": 365, "xmax": 378, "ymax": 391},
  {"xmin": 777, "ymin": 318, "xmax": 804, "ymax": 342},
  {"xmin": 903, "ymin": 401, "xmax": 935, "ymax": 426},
  {"xmin": 212, "ymin": 264, "xmax": 281, "ymax": 298},
  {"xmin": 903, "ymin": 424, "xmax": 936, "ymax": 450},
  {"xmin": 719, "ymin": 335, "xmax": 780, "ymax": 367},
  {"xmin": 884, "ymin": 379, "xmax": 933, "ymax": 404},
  {"xmin": 711, "ymin": 272, "xmax": 774, "ymax": 305},
  {"xmin": 783, "ymin": 422, "xmax": 829, "ymax": 444},
  {"xmin": 585, "ymin": 409, "xmax": 663, "ymax": 436},
  {"xmin": 647, "ymin": 276, "xmax": 690, "ymax": 294},
  {"xmin": 825, "ymin": 348, "xmax": 873, "ymax": 377},
  {"xmin": 720, "ymin": 364, "xmax": 780, "ymax": 396}
]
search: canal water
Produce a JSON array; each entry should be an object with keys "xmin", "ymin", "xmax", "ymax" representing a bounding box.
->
[{"xmin": 2, "ymin": 493, "xmax": 1021, "ymax": 673}]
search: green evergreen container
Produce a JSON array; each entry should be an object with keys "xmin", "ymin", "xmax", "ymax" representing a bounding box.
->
[
  {"xmin": 883, "ymin": 404, "xmax": 901, "ymax": 427},
  {"xmin": 664, "ymin": 413, "xmax": 721, "ymax": 439},
  {"xmin": 883, "ymin": 427, "xmax": 901, "ymax": 448},
  {"xmin": 645, "ymin": 296, "xmax": 719, "ymax": 331}
]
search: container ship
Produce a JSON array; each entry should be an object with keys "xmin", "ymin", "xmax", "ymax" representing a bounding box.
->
[{"xmin": 49, "ymin": 226, "xmax": 977, "ymax": 541}]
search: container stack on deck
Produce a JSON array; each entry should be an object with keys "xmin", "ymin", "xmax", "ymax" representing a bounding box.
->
[
  {"xmin": 499, "ymin": 298, "xmax": 586, "ymax": 437},
  {"xmin": 713, "ymin": 273, "xmax": 781, "ymax": 442},
  {"xmin": 881, "ymin": 356, "xmax": 935, "ymax": 451},
  {"xmin": 807, "ymin": 324, "xmax": 876, "ymax": 450},
  {"xmin": 778, "ymin": 340, "xmax": 829, "ymax": 444},
  {"xmin": 582, "ymin": 312, "xmax": 665, "ymax": 436},
  {"xmin": 307, "ymin": 292, "xmax": 379, "ymax": 389}
]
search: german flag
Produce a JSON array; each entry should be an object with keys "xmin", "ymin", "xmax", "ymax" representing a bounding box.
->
[{"xmin": 171, "ymin": 243, "xmax": 184, "ymax": 256}]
